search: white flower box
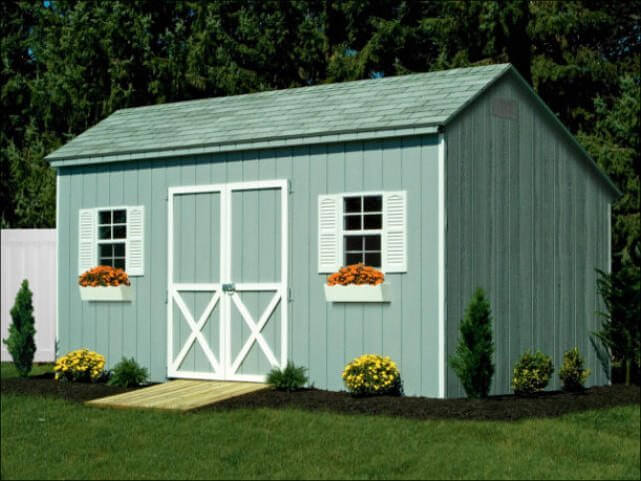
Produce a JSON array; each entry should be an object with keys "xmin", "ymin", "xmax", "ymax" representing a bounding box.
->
[
  {"xmin": 79, "ymin": 285, "xmax": 134, "ymax": 302},
  {"xmin": 324, "ymin": 284, "xmax": 391, "ymax": 303}
]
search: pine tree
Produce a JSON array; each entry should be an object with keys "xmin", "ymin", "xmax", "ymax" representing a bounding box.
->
[
  {"xmin": 449, "ymin": 288, "xmax": 496, "ymax": 398},
  {"xmin": 3, "ymin": 280, "xmax": 37, "ymax": 377}
]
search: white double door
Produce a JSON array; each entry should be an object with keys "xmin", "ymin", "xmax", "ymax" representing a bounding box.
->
[{"xmin": 167, "ymin": 180, "xmax": 288, "ymax": 382}]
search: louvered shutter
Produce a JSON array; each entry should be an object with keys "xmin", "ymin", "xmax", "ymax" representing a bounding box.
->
[
  {"xmin": 318, "ymin": 195, "xmax": 339, "ymax": 273},
  {"xmin": 383, "ymin": 191, "xmax": 407, "ymax": 273},
  {"xmin": 78, "ymin": 209, "xmax": 96, "ymax": 275},
  {"xmin": 126, "ymin": 206, "xmax": 144, "ymax": 276}
]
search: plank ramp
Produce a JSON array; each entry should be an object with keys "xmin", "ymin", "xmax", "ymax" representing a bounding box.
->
[{"xmin": 86, "ymin": 380, "xmax": 268, "ymax": 411}]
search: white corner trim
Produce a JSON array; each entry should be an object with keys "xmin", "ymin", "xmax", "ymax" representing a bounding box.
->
[
  {"xmin": 438, "ymin": 133, "xmax": 446, "ymax": 399},
  {"xmin": 55, "ymin": 173, "xmax": 60, "ymax": 354}
]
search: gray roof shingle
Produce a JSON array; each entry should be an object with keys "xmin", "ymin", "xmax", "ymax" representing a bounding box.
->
[{"xmin": 47, "ymin": 64, "xmax": 511, "ymax": 163}]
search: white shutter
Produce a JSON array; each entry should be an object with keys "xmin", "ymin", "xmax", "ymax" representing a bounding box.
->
[
  {"xmin": 126, "ymin": 205, "xmax": 144, "ymax": 276},
  {"xmin": 78, "ymin": 209, "xmax": 96, "ymax": 275},
  {"xmin": 383, "ymin": 191, "xmax": 407, "ymax": 273},
  {"xmin": 318, "ymin": 194, "xmax": 339, "ymax": 273}
]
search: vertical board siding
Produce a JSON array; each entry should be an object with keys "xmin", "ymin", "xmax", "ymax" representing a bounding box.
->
[
  {"xmin": 57, "ymin": 136, "xmax": 441, "ymax": 396},
  {"xmin": 445, "ymin": 74, "xmax": 613, "ymax": 397}
]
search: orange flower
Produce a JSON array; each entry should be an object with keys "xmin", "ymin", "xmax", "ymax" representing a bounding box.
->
[{"xmin": 326, "ymin": 263, "xmax": 385, "ymax": 286}]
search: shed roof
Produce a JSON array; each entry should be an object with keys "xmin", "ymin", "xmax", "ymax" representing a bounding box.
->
[{"xmin": 47, "ymin": 64, "xmax": 511, "ymax": 165}]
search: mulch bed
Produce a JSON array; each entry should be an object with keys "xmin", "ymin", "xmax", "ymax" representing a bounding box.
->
[
  {"xmin": 1, "ymin": 372, "xmax": 138, "ymax": 403},
  {"xmin": 202, "ymin": 384, "xmax": 640, "ymax": 421},
  {"xmin": 2, "ymin": 373, "xmax": 638, "ymax": 421}
]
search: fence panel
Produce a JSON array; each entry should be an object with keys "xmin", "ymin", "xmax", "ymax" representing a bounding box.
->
[{"xmin": 1, "ymin": 229, "xmax": 56, "ymax": 363}]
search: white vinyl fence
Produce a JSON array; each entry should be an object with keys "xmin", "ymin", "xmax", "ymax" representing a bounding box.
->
[{"xmin": 1, "ymin": 229, "xmax": 56, "ymax": 362}]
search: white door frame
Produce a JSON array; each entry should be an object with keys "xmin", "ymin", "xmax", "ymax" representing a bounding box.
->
[{"xmin": 167, "ymin": 179, "xmax": 288, "ymax": 382}]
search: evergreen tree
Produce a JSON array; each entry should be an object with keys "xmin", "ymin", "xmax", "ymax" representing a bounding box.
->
[
  {"xmin": 3, "ymin": 280, "xmax": 37, "ymax": 377},
  {"xmin": 596, "ymin": 263, "xmax": 641, "ymax": 385},
  {"xmin": 449, "ymin": 288, "xmax": 496, "ymax": 398}
]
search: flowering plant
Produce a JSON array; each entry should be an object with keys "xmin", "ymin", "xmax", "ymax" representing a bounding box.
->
[
  {"xmin": 54, "ymin": 348, "xmax": 106, "ymax": 382},
  {"xmin": 327, "ymin": 263, "xmax": 384, "ymax": 286},
  {"xmin": 79, "ymin": 265, "xmax": 130, "ymax": 287},
  {"xmin": 342, "ymin": 354, "xmax": 402, "ymax": 396}
]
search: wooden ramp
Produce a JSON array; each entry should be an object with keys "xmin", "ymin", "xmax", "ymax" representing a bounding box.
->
[{"xmin": 86, "ymin": 380, "xmax": 268, "ymax": 411}]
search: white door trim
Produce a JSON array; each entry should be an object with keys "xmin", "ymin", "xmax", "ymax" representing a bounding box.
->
[{"xmin": 167, "ymin": 179, "xmax": 288, "ymax": 382}]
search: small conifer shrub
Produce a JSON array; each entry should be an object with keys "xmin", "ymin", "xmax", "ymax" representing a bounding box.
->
[
  {"xmin": 449, "ymin": 288, "xmax": 495, "ymax": 398},
  {"xmin": 559, "ymin": 347, "xmax": 591, "ymax": 392},
  {"xmin": 3, "ymin": 280, "xmax": 37, "ymax": 377},
  {"xmin": 512, "ymin": 350, "xmax": 554, "ymax": 395}
]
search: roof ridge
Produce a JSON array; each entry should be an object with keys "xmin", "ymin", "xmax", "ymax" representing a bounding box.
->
[{"xmin": 114, "ymin": 63, "xmax": 512, "ymax": 114}]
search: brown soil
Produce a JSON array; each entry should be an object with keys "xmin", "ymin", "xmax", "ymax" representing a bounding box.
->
[
  {"xmin": 1, "ymin": 372, "xmax": 139, "ymax": 403},
  {"xmin": 201, "ymin": 384, "xmax": 640, "ymax": 421}
]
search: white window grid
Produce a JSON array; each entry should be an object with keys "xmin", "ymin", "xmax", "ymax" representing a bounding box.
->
[
  {"xmin": 340, "ymin": 193, "xmax": 383, "ymax": 268},
  {"xmin": 96, "ymin": 207, "xmax": 128, "ymax": 270}
]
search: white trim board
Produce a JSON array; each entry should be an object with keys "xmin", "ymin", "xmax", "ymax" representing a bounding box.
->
[{"xmin": 438, "ymin": 133, "xmax": 447, "ymax": 399}]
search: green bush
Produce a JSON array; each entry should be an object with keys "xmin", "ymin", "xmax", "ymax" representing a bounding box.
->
[
  {"xmin": 449, "ymin": 288, "xmax": 495, "ymax": 398},
  {"xmin": 108, "ymin": 357, "xmax": 149, "ymax": 387},
  {"xmin": 512, "ymin": 350, "xmax": 554, "ymax": 395},
  {"xmin": 559, "ymin": 347, "xmax": 590, "ymax": 392},
  {"xmin": 3, "ymin": 280, "xmax": 36, "ymax": 377},
  {"xmin": 266, "ymin": 362, "xmax": 308, "ymax": 391}
]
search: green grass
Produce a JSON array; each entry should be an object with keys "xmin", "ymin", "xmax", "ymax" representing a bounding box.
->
[{"xmin": 1, "ymin": 363, "xmax": 639, "ymax": 480}]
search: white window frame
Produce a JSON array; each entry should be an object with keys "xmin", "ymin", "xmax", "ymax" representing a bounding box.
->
[
  {"xmin": 337, "ymin": 192, "xmax": 385, "ymax": 270},
  {"xmin": 338, "ymin": 191, "xmax": 385, "ymax": 271},
  {"xmin": 95, "ymin": 206, "xmax": 130, "ymax": 271}
]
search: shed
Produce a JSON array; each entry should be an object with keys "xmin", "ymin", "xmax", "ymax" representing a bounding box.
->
[{"xmin": 47, "ymin": 63, "xmax": 619, "ymax": 398}]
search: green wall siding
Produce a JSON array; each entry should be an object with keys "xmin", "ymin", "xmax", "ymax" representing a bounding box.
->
[
  {"xmin": 57, "ymin": 136, "xmax": 442, "ymax": 397},
  {"xmin": 445, "ymin": 73, "xmax": 613, "ymax": 397}
]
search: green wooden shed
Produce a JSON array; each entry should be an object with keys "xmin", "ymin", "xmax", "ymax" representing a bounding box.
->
[{"xmin": 47, "ymin": 63, "xmax": 619, "ymax": 398}]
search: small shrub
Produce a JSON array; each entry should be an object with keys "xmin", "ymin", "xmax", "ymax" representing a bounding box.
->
[
  {"xmin": 3, "ymin": 279, "xmax": 37, "ymax": 377},
  {"xmin": 559, "ymin": 347, "xmax": 591, "ymax": 392},
  {"xmin": 267, "ymin": 362, "xmax": 308, "ymax": 391},
  {"xmin": 342, "ymin": 354, "xmax": 402, "ymax": 396},
  {"xmin": 512, "ymin": 350, "xmax": 554, "ymax": 395},
  {"xmin": 108, "ymin": 357, "xmax": 149, "ymax": 387},
  {"xmin": 449, "ymin": 288, "xmax": 495, "ymax": 398},
  {"xmin": 54, "ymin": 348, "xmax": 106, "ymax": 382}
]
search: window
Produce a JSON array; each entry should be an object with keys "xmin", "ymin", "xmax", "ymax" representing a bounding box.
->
[
  {"xmin": 97, "ymin": 209, "xmax": 127, "ymax": 269},
  {"xmin": 342, "ymin": 195, "xmax": 383, "ymax": 268},
  {"xmin": 318, "ymin": 191, "xmax": 406, "ymax": 274}
]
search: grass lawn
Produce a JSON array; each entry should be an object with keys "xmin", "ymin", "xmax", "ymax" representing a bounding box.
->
[{"xmin": 1, "ymin": 363, "xmax": 639, "ymax": 480}]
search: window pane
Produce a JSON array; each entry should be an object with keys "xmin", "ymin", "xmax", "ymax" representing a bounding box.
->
[
  {"xmin": 113, "ymin": 225, "xmax": 127, "ymax": 239},
  {"xmin": 345, "ymin": 236, "xmax": 363, "ymax": 251},
  {"xmin": 344, "ymin": 215, "xmax": 361, "ymax": 231},
  {"xmin": 364, "ymin": 196, "xmax": 382, "ymax": 212},
  {"xmin": 114, "ymin": 258, "xmax": 125, "ymax": 270},
  {"xmin": 99, "ymin": 244, "xmax": 112, "ymax": 257},
  {"xmin": 98, "ymin": 226, "xmax": 111, "ymax": 240},
  {"xmin": 364, "ymin": 235, "xmax": 381, "ymax": 251},
  {"xmin": 114, "ymin": 243, "xmax": 125, "ymax": 257},
  {"xmin": 113, "ymin": 210, "xmax": 126, "ymax": 224},
  {"xmin": 99, "ymin": 257, "xmax": 113, "ymax": 267},
  {"xmin": 99, "ymin": 211, "xmax": 111, "ymax": 225},
  {"xmin": 364, "ymin": 252, "xmax": 381, "ymax": 267},
  {"xmin": 344, "ymin": 197, "xmax": 361, "ymax": 213},
  {"xmin": 363, "ymin": 214, "xmax": 382, "ymax": 229},
  {"xmin": 345, "ymin": 253, "xmax": 363, "ymax": 265}
]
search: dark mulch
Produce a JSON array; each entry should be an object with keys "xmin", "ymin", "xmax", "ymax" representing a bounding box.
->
[
  {"xmin": 201, "ymin": 384, "xmax": 640, "ymax": 421},
  {"xmin": 1, "ymin": 372, "xmax": 139, "ymax": 403},
  {"xmin": 3, "ymin": 373, "xmax": 638, "ymax": 421}
]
